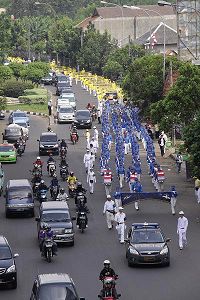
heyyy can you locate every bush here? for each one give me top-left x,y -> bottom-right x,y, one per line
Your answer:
23,88 -> 48,96
0,79 -> 34,98
18,94 -> 47,104
0,96 -> 7,110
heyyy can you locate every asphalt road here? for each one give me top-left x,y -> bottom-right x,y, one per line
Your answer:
0,82 -> 200,300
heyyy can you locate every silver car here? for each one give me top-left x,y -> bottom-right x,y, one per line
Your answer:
57,106 -> 75,123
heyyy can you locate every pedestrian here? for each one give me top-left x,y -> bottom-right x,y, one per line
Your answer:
115,207 -> 126,244
103,195 -> 115,230
48,99 -> 52,116
131,178 -> 142,211
85,129 -> 90,149
87,167 -> 96,194
170,186 -> 177,215
90,137 -> 98,156
117,164 -> 125,189
103,169 -> 112,196
89,152 -> 95,169
124,134 -> 130,155
194,176 -> 200,203
154,124 -> 159,139
83,149 -> 91,173
93,126 -> 99,146
114,192 -> 122,212
97,109 -> 102,124
177,211 -> 188,250
175,152 -> 183,173
158,131 -> 167,157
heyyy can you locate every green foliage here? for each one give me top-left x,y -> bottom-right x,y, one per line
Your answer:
18,94 -> 47,104
8,103 -> 48,114
0,65 -> 13,81
23,88 -> 47,96
103,60 -> 123,81
150,63 -> 200,131
122,54 -> 163,113
9,63 -> 25,80
20,62 -> 49,84
184,113 -> 200,177
1,79 -> 34,97
0,96 -> 7,110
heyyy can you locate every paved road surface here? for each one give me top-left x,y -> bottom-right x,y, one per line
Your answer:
0,82 -> 199,300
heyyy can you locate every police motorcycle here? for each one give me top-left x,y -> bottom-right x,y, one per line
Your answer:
98,276 -> 121,300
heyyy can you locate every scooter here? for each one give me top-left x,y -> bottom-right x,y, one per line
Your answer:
60,165 -> 68,181
71,132 -> 78,144
68,183 -> 76,198
17,144 -> 25,157
77,211 -> 87,233
43,238 -> 57,263
38,189 -> 48,203
51,186 -> 58,200
48,162 -> 56,177
60,147 -> 67,159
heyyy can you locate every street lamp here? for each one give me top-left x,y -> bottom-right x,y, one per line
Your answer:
123,5 -> 166,83
100,1 -> 124,47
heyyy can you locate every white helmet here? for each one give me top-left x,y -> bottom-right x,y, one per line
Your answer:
107,195 -> 111,199
104,260 -> 110,265
37,156 -> 40,160
179,211 -> 184,215
118,207 -> 124,210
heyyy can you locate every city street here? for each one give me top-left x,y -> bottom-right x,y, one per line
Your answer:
0,81 -> 200,300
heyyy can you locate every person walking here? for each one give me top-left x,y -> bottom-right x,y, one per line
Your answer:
48,99 -> 52,116
175,152 -> 183,173
194,177 -> 200,203
93,126 -> 99,147
87,167 -> 96,194
103,195 -> 115,230
97,109 -> 102,124
131,178 -> 142,211
117,164 -> 125,189
177,211 -> 188,250
83,149 -> 91,173
115,207 -> 126,244
158,131 -> 167,157
170,186 -> 177,215
103,169 -> 112,196
90,137 -> 98,156
85,129 -> 90,149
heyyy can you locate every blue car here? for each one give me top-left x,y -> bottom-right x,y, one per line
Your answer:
8,110 -> 29,126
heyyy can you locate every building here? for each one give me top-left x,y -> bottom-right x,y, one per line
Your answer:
77,5 -> 177,47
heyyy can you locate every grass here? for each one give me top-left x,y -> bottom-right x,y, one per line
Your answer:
24,88 -> 48,96
7,103 -> 48,114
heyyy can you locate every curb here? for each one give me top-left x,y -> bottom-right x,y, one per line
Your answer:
3,110 -> 48,117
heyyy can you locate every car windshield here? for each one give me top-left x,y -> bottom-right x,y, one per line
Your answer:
39,284 -> 78,300
60,107 -> 73,113
76,111 -> 89,117
41,212 -> 70,222
13,113 -> 26,118
15,123 -> 27,128
0,246 -> 12,260
40,135 -> 57,142
0,146 -> 14,152
131,229 -> 164,244
9,189 -> 31,199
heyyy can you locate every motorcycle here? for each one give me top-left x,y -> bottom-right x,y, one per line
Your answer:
77,211 -> 87,233
60,147 -> 67,159
43,238 -> 57,263
71,132 -> 78,144
98,296 -> 121,300
33,181 -> 41,195
51,186 -> 58,200
60,165 -> 68,181
91,111 -> 97,122
48,162 -> 56,177
17,143 -> 25,157
38,189 -> 48,203
68,183 -> 76,198
98,277 -> 121,300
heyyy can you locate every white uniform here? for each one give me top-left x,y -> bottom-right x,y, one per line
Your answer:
94,129 -> 99,147
89,154 -> 95,170
56,193 -> 69,206
170,194 -> 177,215
83,153 -> 91,172
103,200 -> 115,229
115,212 -> 126,243
177,216 -> 188,249
90,139 -> 98,154
87,170 -> 96,194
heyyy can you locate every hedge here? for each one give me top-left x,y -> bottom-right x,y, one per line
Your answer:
18,94 -> 47,104
23,88 -> 48,96
0,79 -> 34,98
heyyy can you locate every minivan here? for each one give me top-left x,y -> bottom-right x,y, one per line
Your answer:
5,179 -> 34,217
35,201 -> 75,246
37,132 -> 59,155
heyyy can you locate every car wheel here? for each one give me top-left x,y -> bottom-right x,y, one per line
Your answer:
127,260 -> 133,267
30,210 -> 34,218
11,279 -> 17,289
164,261 -> 170,267
70,240 -> 74,247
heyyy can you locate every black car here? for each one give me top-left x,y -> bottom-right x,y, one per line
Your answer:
74,110 -> 92,129
56,82 -> 70,96
0,236 -> 19,289
54,74 -> 69,86
30,273 -> 85,300
125,223 -> 170,267
37,132 -> 59,155
41,74 -> 53,85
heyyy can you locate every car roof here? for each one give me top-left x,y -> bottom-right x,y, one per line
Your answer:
41,201 -> 69,210
40,132 -> 57,136
0,236 -> 8,246
132,223 -> 160,229
38,273 -> 72,285
59,105 -> 73,109
7,179 -> 31,188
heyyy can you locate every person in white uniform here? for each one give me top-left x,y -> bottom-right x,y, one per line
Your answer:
93,126 -> 99,147
87,167 -> 96,194
83,149 -> 91,173
115,207 -> 126,244
103,195 -> 115,230
90,137 -> 98,155
177,211 -> 188,250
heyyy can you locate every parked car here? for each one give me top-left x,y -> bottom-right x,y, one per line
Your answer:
125,223 -> 170,267
5,179 -> 34,217
74,110 -> 92,129
0,143 -> 17,163
37,132 -> 59,155
0,236 -> 19,289
57,105 -> 75,123
30,273 -> 85,300
35,201 -> 75,245
56,82 -> 70,96
8,110 -> 29,125
41,74 -> 53,85
2,124 -> 22,143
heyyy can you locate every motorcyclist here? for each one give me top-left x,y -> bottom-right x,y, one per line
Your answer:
56,188 -> 69,202
47,153 -> 56,172
59,159 -> 69,176
32,173 -> 42,193
75,191 -> 87,207
76,182 -> 87,194
99,260 -> 117,280
38,180 -> 48,192
60,139 -> 68,149
39,224 -> 57,256
67,172 -> 77,186
33,156 -> 43,167
14,136 -> 25,150
76,198 -> 89,228
47,126 -> 53,132
91,105 -> 97,114
99,277 -> 119,299
70,125 -> 79,142
49,174 -> 59,197
86,103 -> 92,110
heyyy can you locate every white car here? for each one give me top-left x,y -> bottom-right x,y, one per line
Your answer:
57,98 -> 70,108
57,105 -> 75,123
61,94 -> 76,110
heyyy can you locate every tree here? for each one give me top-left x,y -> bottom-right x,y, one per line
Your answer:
150,63 -> 200,131
0,96 -> 7,110
0,66 -> 13,81
122,54 -> 163,113
9,63 -> 25,80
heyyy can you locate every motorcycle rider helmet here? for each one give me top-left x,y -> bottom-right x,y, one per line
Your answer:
37,156 -> 40,160
42,223 -> 48,230
48,126 -> 51,132
77,182 -> 82,188
41,180 -> 45,184
70,172 -> 74,176
60,188 -> 65,194
49,153 -> 53,157
104,260 -> 110,269
61,138 -> 65,142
